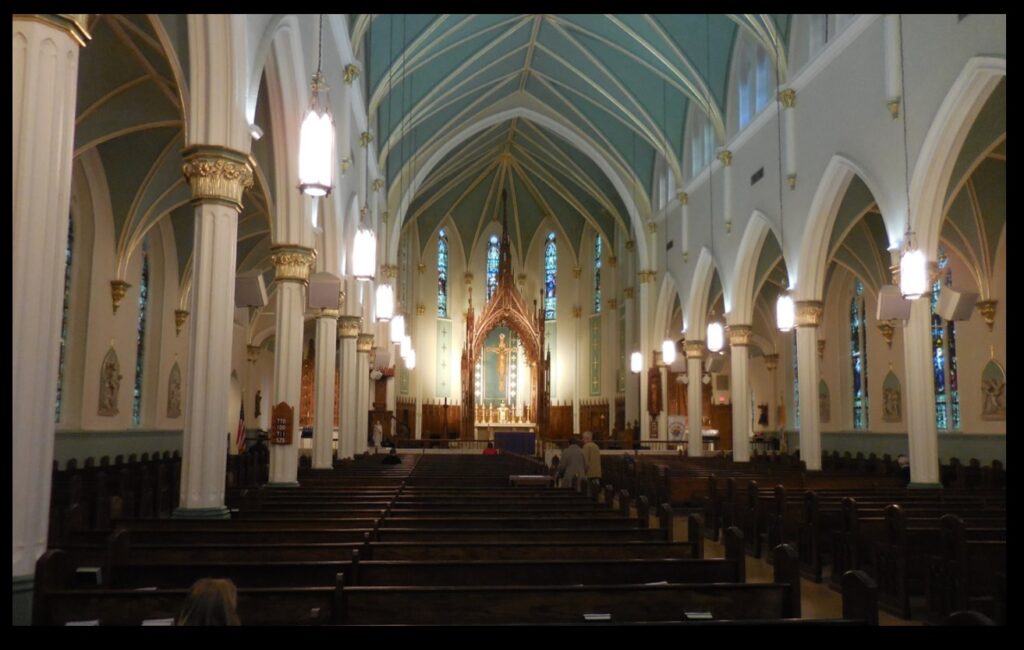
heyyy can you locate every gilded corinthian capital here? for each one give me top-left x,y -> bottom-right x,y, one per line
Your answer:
181,145 -> 254,210
270,245 -> 316,285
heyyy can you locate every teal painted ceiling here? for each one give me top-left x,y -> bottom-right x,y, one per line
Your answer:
406,117 -> 627,260
358,15 -> 790,199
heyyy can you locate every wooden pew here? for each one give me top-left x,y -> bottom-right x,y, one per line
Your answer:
925,514 -> 1007,623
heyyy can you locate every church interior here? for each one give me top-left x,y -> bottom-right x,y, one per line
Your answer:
13,14 -> 1005,626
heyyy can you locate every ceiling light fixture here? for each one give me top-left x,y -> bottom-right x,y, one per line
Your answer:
298,14 -> 335,202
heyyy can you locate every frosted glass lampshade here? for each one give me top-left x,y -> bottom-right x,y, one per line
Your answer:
405,349 -> 416,369
630,352 -> 643,374
390,314 -> 405,344
375,283 -> 394,322
352,228 -> 377,280
776,292 -> 795,332
900,247 -> 928,300
401,335 -> 412,359
662,339 -> 677,365
298,108 -> 333,198
707,321 -> 724,353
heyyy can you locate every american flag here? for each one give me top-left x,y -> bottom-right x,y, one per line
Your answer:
235,399 -> 246,453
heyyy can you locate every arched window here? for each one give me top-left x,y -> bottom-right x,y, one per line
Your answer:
733,36 -> 776,132
486,234 -> 499,301
544,231 -> 557,320
791,15 -> 859,74
131,242 -> 149,427
687,111 -> 716,179
55,214 -> 74,422
437,228 -> 448,318
593,234 -> 603,314
931,247 -> 961,430
850,279 -> 869,429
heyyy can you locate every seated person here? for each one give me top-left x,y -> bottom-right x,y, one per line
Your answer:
381,447 -> 402,465
482,441 -> 498,455
176,578 -> 240,626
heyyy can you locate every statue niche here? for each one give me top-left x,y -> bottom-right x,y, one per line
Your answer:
166,362 -> 182,418
981,360 -> 1005,420
882,371 -> 902,422
98,347 -> 122,416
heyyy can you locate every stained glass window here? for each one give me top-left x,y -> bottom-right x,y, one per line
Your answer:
437,228 -> 448,318
486,234 -> 499,301
594,235 -> 603,314
850,279 -> 869,429
544,232 -> 557,320
131,243 -> 149,427
931,247 -> 960,430
56,215 -> 74,422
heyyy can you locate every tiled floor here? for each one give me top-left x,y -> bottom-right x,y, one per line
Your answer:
673,514 -> 922,625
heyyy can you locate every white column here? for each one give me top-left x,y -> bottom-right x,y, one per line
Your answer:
337,315 -> 360,459
883,14 -> 903,118
779,90 -> 797,188
356,333 -> 373,454
795,301 -> 823,470
658,360 -> 669,441
572,311 -> 581,433
175,147 -> 254,514
12,16 -> 87,614
624,288 -> 638,426
267,247 -> 315,486
728,325 -> 753,462
638,277 -> 653,440
679,193 -> 689,260
903,298 -> 941,485
685,341 -> 706,457
313,309 -> 338,469
718,150 -> 733,232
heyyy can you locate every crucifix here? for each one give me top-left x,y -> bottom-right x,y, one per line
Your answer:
483,332 -> 511,394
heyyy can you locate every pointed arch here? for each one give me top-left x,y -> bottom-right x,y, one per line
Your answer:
653,272 -> 680,344
796,154 -> 893,301
683,247 -> 717,336
729,210 -> 780,325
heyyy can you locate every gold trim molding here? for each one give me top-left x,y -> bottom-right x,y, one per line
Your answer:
684,340 -> 706,359
653,350 -> 664,367
726,324 -> 752,347
795,300 -> 824,328
181,145 -> 254,210
623,287 -> 634,300
778,88 -> 796,109
360,131 -> 373,148
717,150 -> 733,167
111,280 -> 131,314
464,272 -> 474,285
416,304 -> 425,316
678,191 -> 688,205
572,306 -> 581,319
356,333 -> 374,353
246,344 -> 261,363
646,221 -> 657,233
16,14 -> 92,47
976,300 -> 997,331
337,315 -> 362,339
317,308 -> 340,320
625,239 -> 635,252
877,321 -> 895,348
763,353 -> 779,372
573,267 -> 582,279
817,339 -> 827,358
787,173 -> 797,190
887,98 -> 901,119
638,270 -> 656,284
607,255 -> 617,268
270,245 -> 316,285
343,64 -> 360,85
417,262 -> 426,274
174,309 -> 189,336
607,298 -> 618,310
372,179 -> 384,191
380,264 -> 397,280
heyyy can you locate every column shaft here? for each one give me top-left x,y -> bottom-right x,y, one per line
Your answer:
313,315 -> 337,469
730,344 -> 751,462
903,298 -> 940,485
12,17 -> 83,589
269,281 -> 305,485
356,346 -> 370,454
338,335 -> 357,459
796,326 -> 822,470
687,357 -> 704,457
658,365 -> 669,441
177,203 -> 239,512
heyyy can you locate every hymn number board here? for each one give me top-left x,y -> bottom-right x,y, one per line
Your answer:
271,401 -> 294,445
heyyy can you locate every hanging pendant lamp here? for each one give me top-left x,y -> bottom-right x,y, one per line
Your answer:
298,14 -> 334,202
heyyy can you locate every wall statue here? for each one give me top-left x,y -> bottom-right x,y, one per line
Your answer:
882,371 -> 902,422
818,380 -> 830,423
981,360 -> 1006,420
98,347 -> 122,416
167,362 -> 182,418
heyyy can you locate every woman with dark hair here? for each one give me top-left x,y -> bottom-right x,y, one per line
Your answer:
176,578 -> 241,626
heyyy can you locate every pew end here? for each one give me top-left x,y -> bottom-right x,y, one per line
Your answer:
687,514 -> 705,559
841,570 -> 879,625
771,544 -> 801,619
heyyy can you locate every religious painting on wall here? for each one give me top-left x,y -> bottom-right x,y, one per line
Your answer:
481,326 -> 518,406
981,360 -> 1005,420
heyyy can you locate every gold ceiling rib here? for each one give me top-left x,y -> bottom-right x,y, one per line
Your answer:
110,14 -> 164,56
105,15 -> 180,112
75,76 -> 152,124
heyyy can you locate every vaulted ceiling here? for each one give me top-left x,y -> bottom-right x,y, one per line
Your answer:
354,14 -> 789,235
